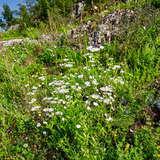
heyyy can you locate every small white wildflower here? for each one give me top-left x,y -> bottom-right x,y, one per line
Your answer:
38,76 -> 45,81
65,63 -> 73,68
57,88 -> 69,94
25,84 -> 29,87
43,121 -> 48,125
29,98 -> 36,104
91,94 -> 101,100
92,79 -> 98,85
87,106 -> 91,111
50,100 -> 57,104
120,70 -> 125,74
93,102 -> 98,106
43,131 -> 47,135
55,111 -> 63,116
27,92 -> 35,96
89,60 -> 95,63
76,124 -> 81,129
43,97 -> 53,101
87,45 -> 104,52
48,81 -> 54,86
37,123 -> 41,127
78,74 -> 83,79
85,81 -> 91,87
31,106 -> 41,111
112,65 -> 121,70
100,86 -> 113,93
89,76 -> 94,79
103,98 -> 111,105
104,114 -> 113,122
23,143 -> 28,148
63,58 -> 69,62
85,100 -> 90,105
43,108 -> 54,112
32,86 -> 38,90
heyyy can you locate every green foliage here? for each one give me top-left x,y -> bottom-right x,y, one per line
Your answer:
2,4 -> 13,26
151,0 -> 160,8
0,1 -> 160,160
37,48 -> 54,66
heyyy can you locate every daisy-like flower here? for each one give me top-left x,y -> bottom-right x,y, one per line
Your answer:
100,85 -> 113,93
38,76 -> 45,81
104,113 -> 113,122
29,98 -> 37,104
32,86 -> 38,90
43,131 -> 47,135
91,94 -> 101,100
87,45 -> 104,52
85,81 -> 91,87
78,74 -> 84,79
112,65 -> 121,70
43,108 -> 54,112
93,102 -> 98,106
31,106 -> 41,111
76,124 -> 81,129
37,123 -> 41,127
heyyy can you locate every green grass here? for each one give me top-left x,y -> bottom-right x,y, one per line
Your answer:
0,1 -> 160,159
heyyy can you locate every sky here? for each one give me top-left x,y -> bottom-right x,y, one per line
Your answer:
0,0 -> 25,16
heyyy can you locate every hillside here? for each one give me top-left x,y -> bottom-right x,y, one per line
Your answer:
0,0 -> 160,159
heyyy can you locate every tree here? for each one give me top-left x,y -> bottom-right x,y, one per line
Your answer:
19,4 -> 30,28
2,4 -> 13,26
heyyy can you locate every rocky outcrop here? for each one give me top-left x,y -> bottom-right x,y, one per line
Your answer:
68,9 -> 136,49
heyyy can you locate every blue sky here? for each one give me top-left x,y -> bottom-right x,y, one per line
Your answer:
0,0 -> 25,16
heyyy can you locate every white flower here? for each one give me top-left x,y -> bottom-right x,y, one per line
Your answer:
43,108 -> 54,112
43,131 -> 47,135
63,58 -> 69,62
91,94 -> 101,100
89,76 -> 94,79
64,63 -> 73,68
120,70 -> 125,74
25,84 -> 29,87
87,106 -> 91,111
43,97 -> 53,101
103,98 -> 111,105
32,86 -> 38,90
93,102 -> 98,106
23,143 -> 28,148
31,106 -> 41,111
27,92 -> 35,96
85,81 -> 91,87
112,65 -> 121,70
48,81 -> 54,86
104,114 -> 113,122
57,88 -> 69,94
37,123 -> 41,127
38,76 -> 45,81
29,98 -> 37,104
100,86 -> 113,93
43,121 -> 48,125
76,124 -> 81,129
78,74 -> 83,79
92,79 -> 98,85
87,45 -> 104,52
55,111 -> 63,116
85,100 -> 90,105
50,100 -> 57,104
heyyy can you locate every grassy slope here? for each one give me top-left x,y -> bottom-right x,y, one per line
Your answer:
0,1 -> 160,160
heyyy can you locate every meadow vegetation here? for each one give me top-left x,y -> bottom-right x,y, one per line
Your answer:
0,0 -> 160,159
